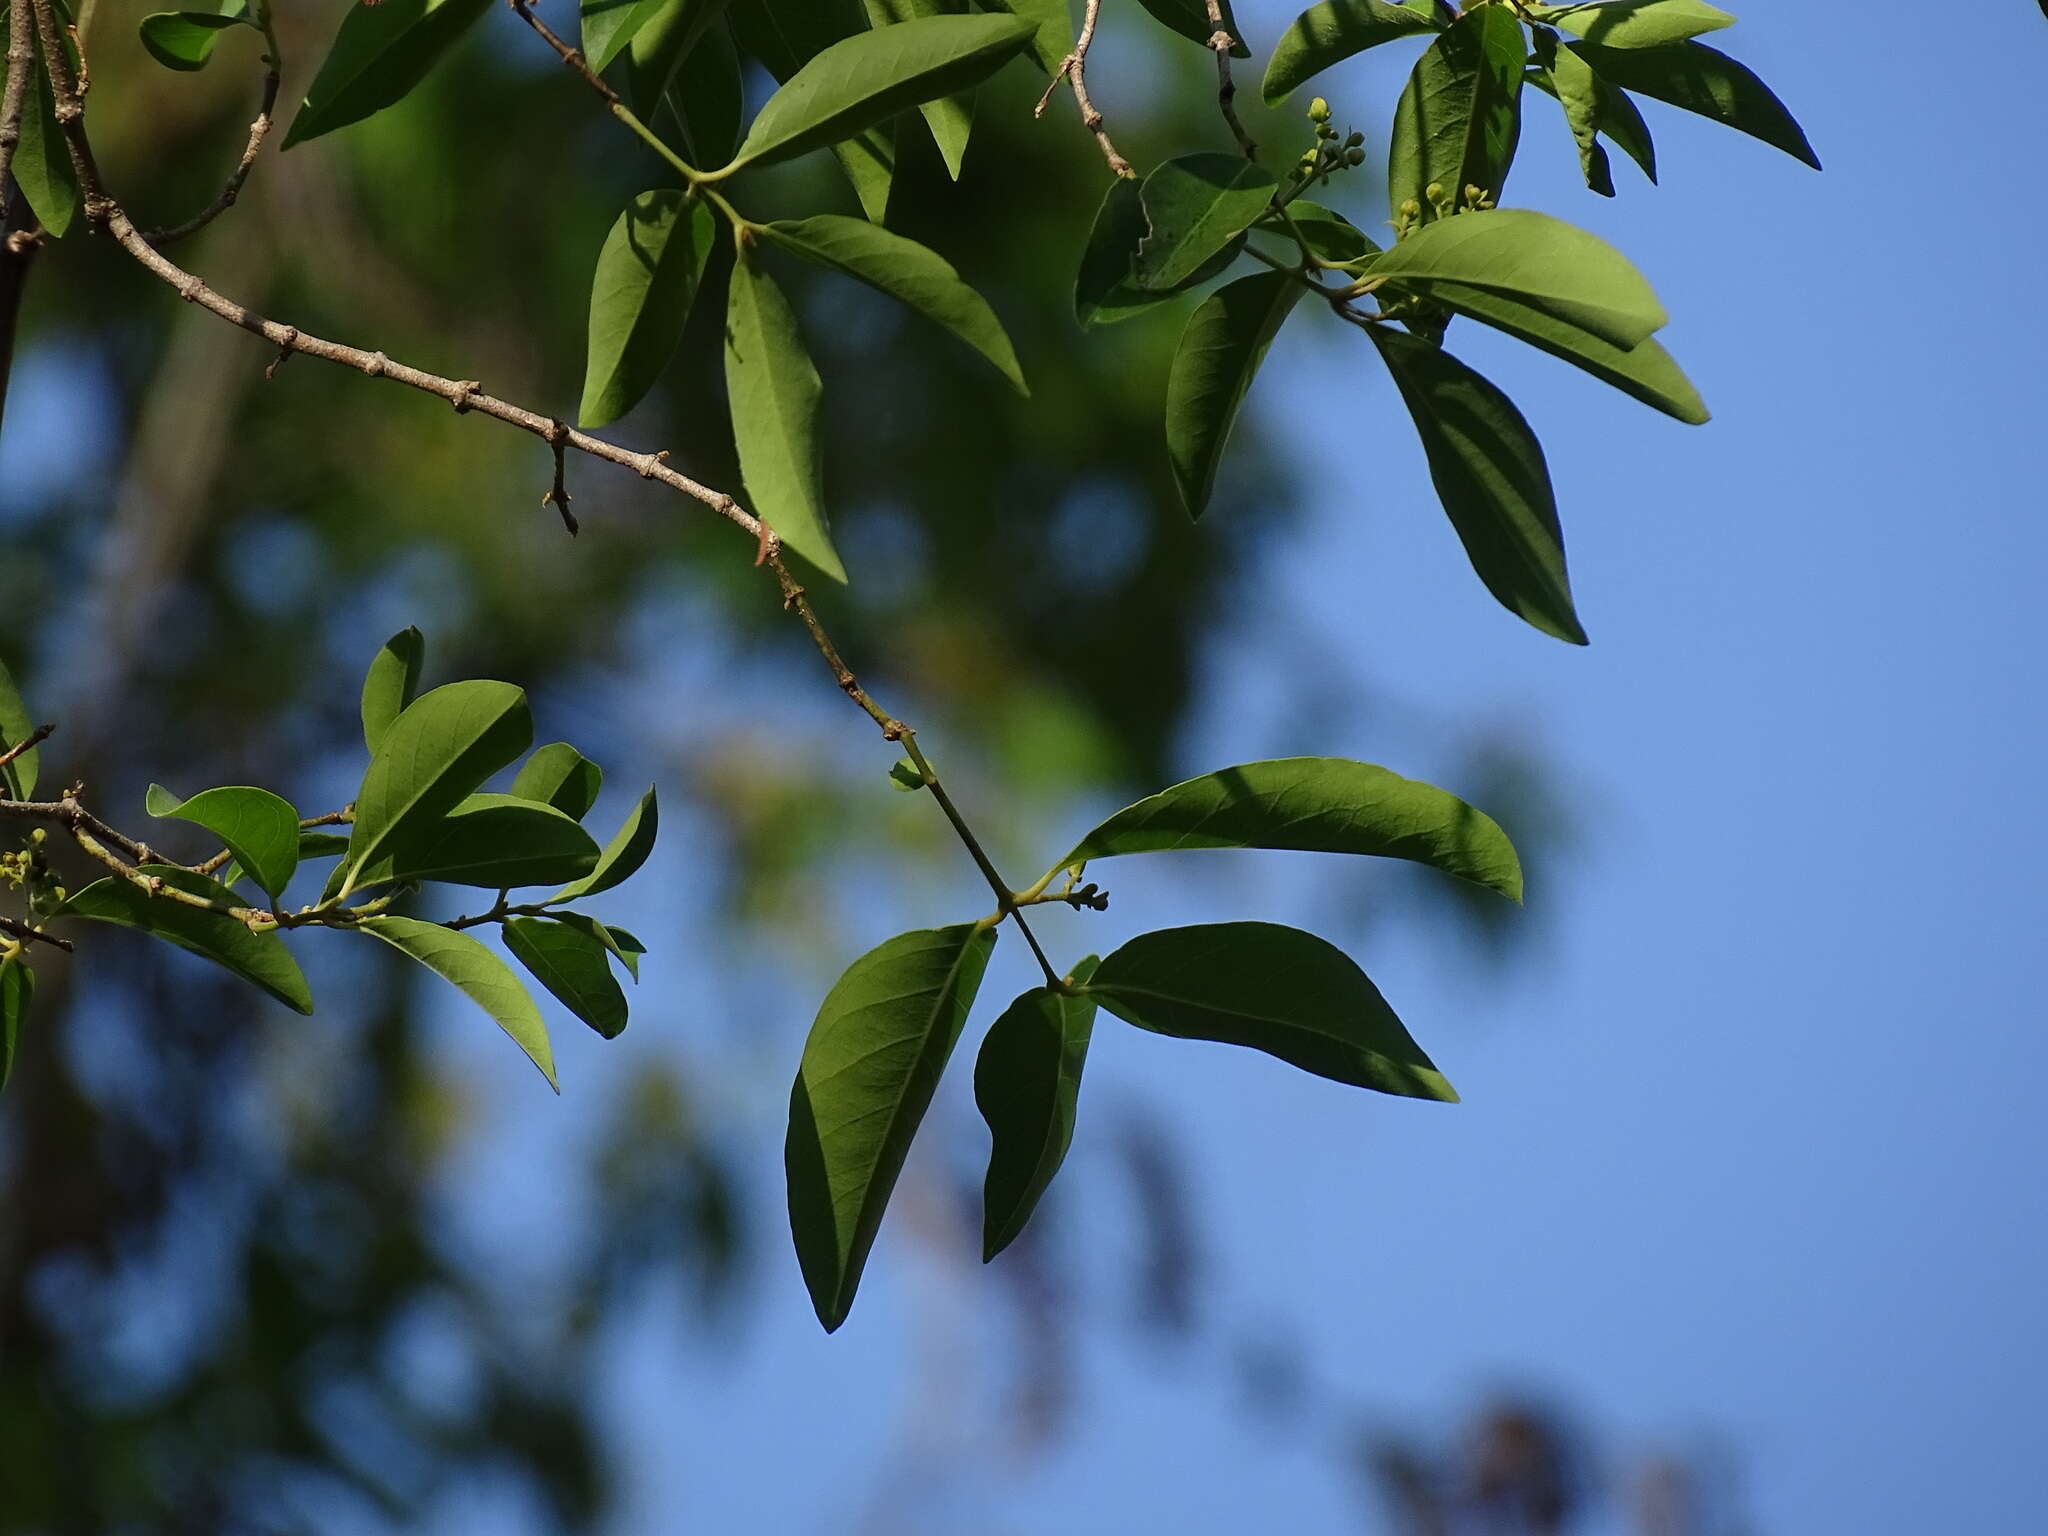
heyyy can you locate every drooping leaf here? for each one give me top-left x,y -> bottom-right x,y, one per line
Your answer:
1368,327 -> 1584,643
975,956 -> 1099,1261
1084,922 -> 1456,1100
728,0 -> 897,218
1387,3 -> 1524,224
1131,0 -> 1249,58
1529,32 -> 1614,194
725,251 -> 844,581
786,922 -> 997,1330
337,680 -> 533,897
346,795 -> 599,890
146,784 -> 302,900
282,0 -> 496,149
578,190 -> 718,428
1133,154 -> 1278,292
360,626 -> 425,755
62,867 -> 314,1014
509,742 -> 605,820
1074,178 -> 1244,327
1164,271 -> 1301,520
552,784 -> 658,900
0,653 -> 40,799
359,916 -> 557,1090
546,910 -> 644,981
1055,756 -> 1523,897
622,0 -> 733,113
864,0 -> 974,179
756,215 -> 1025,391
981,0 -> 1070,74
657,16 -> 745,166
1566,38 -> 1818,168
1366,207 -> 1667,349
719,13 -> 1033,174
138,5 -> 255,72
1262,0 -> 1441,106
1,957 -> 32,1095
504,916 -> 630,1038
1529,0 -> 1733,49
1403,276 -> 1706,423
15,20 -> 80,238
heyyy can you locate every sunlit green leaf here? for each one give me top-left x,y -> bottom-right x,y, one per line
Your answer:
138,4 -> 255,72
282,0 -> 495,149
1387,3 -> 1524,224
1529,0 -> 1733,49
504,916 -> 630,1039
62,866 -> 313,1014
1056,756 -> 1523,897
975,956 -> 1098,1260
720,13 -> 1033,173
1,957 -> 32,1095
552,784 -> 658,901
1132,154 -> 1277,291
582,0 -> 677,76
0,653 -> 40,800
338,680 -> 533,897
359,915 -> 557,1090
757,214 -> 1025,392
1132,0 -> 1249,58
728,0 -> 897,218
981,0 -> 1070,74
579,190 -> 718,428
510,742 -> 605,820
347,794 -> 599,890
786,922 -> 997,1330
1566,37 -> 1818,168
1530,32 -> 1614,194
1085,922 -> 1456,1099
1368,327 -> 1584,643
360,626 -> 425,755
725,252 -> 844,581
1164,271 -> 1301,520
1074,178 -> 1245,328
146,783 -> 302,900
1262,0 -> 1440,107
15,19 -> 80,238
864,0 -> 974,179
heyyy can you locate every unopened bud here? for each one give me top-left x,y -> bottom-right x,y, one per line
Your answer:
1345,146 -> 1366,166
1344,131 -> 1364,149
1308,96 -> 1331,123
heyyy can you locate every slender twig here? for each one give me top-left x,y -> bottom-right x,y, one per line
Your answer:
1035,0 -> 1135,180
0,0 -> 31,195
0,722 -> 50,773
140,7 -> 280,246
1203,0 -> 1256,159
542,418 -> 577,533
0,913 -> 70,952
506,0 -> 710,184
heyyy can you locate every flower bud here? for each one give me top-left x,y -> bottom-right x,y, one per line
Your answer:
1308,96 -> 1331,123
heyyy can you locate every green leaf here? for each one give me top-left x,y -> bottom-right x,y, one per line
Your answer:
146,784 -> 302,901
1073,178 -> 1245,328
1165,271 -> 1301,520
1132,0 -> 1249,58
1084,922 -> 1456,1100
1283,197 -> 1381,264
1387,3 -> 1524,224
1407,275 -> 1706,423
360,626 -> 425,755
547,910 -> 644,980
1566,38 -> 1818,168
756,214 -> 1025,392
728,0 -> 898,218
582,0 -> 671,76
510,742 -> 605,820
1530,32 -> 1613,194
887,757 -> 924,791
623,0 -> 733,113
1367,207 -> 1667,350
283,0 -> 495,149
337,680 -> 533,897
864,0 -> 974,179
0,653 -> 40,799
980,0 -> 1071,74
346,794 -> 599,890
974,956 -> 1098,1261
1368,327 -> 1584,644
1262,0 -> 1441,107
15,20 -> 80,238
62,866 -> 314,1014
219,829 -> 350,890
720,13 -> 1033,173
578,190 -> 718,429
1132,154 -> 1278,292
1055,756 -> 1523,897
359,915 -> 557,1090
504,916 -> 630,1039
1,957 -> 32,1096
725,251 -> 844,582
1529,0 -> 1733,49
138,6 -> 255,72
785,922 -> 997,1330
657,17 -> 745,166
552,784 -> 658,901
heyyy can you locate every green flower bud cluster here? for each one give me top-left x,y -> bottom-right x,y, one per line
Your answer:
1295,98 -> 1368,187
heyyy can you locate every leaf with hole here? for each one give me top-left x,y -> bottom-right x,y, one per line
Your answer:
360,626 -> 425,755
1165,271 -> 1301,520
1055,756 -> 1523,897
975,956 -> 1098,1261
1566,38 -> 1817,168
505,916 -> 630,1039
552,784 -> 658,901
146,784 -> 302,901
1387,3 -> 1524,224
1084,922 -> 1455,1099
1368,327 -> 1583,643
1074,178 -> 1245,328
510,743 -> 605,820
62,867 -> 313,1014
1132,154 -> 1278,292
283,0 -> 495,149
579,191 -> 718,429
757,215 -> 1024,392
1262,0 -> 1441,106
359,916 -> 557,1089
786,922 -> 996,1330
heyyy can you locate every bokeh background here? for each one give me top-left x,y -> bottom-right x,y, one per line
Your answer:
4,0 -> 2044,1530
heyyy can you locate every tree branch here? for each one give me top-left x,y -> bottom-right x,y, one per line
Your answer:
1204,0 -> 1256,160
1035,0 -> 1136,180
0,0 -> 30,195
139,5 -> 280,246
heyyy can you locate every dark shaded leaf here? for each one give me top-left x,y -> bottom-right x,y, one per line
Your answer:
1566,37 -> 1818,168
1387,4 -> 1524,223
975,956 -> 1098,1260
1,957 -> 31,1095
505,917 -> 630,1038
1164,270 -> 1301,519
0,653 -> 40,799
138,6 -> 255,72
981,0 -> 1070,74
622,0 -> 734,113
63,867 -> 313,1014
1132,153 -> 1277,291
1132,0 -> 1249,58
657,16 -> 745,167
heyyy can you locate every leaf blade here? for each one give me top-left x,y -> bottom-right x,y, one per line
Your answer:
1529,0 -> 1733,49
1566,37 -> 1818,168
0,652 -> 40,799
509,742 -> 605,820
359,915 -> 557,1089
504,916 -> 630,1039
1262,0 -> 1441,107
1165,270 -> 1301,519
360,626 -> 425,756
1387,4 -> 1524,224
283,0 -> 496,150
62,867 -> 314,1014
552,784 -> 658,901
1132,153 -> 1278,292
579,190 -> 719,429
975,956 -> 1099,1261
147,784 -> 303,901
